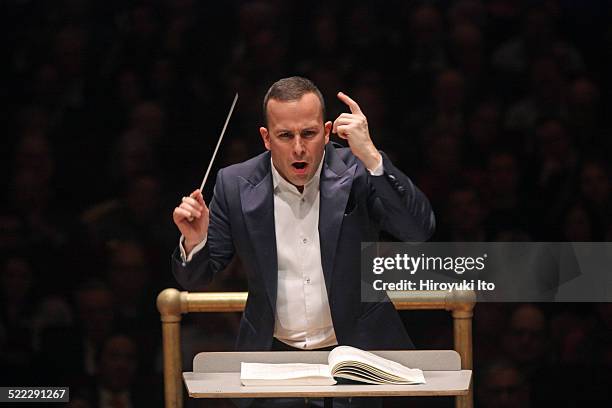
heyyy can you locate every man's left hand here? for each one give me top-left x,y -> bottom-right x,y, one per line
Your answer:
333,92 -> 382,171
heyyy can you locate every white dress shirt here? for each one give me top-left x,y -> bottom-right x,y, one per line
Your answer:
180,151 -> 384,350
269,153 -> 337,349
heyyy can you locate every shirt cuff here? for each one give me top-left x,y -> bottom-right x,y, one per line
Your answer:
367,156 -> 384,176
179,235 -> 207,262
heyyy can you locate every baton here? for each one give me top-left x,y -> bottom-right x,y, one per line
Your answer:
188,93 -> 238,222
199,92 -> 239,191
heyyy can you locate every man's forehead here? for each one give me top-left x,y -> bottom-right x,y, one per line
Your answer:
266,93 -> 324,126
270,118 -> 322,132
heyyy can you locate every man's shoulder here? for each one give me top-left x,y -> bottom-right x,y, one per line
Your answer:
332,144 -> 359,164
326,142 -> 368,172
219,150 -> 270,179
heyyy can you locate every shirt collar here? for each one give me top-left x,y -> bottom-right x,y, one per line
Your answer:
271,150 -> 325,195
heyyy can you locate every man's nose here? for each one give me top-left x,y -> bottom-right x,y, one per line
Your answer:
293,136 -> 305,156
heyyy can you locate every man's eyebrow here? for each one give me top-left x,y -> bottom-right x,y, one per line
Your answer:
274,125 -> 319,134
275,129 -> 292,134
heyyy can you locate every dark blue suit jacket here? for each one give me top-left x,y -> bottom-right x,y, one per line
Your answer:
172,142 -> 435,351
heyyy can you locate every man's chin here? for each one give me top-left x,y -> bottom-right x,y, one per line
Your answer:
288,175 -> 310,188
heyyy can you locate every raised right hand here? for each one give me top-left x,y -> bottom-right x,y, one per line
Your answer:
172,189 -> 209,253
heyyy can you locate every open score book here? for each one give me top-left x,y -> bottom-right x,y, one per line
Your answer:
240,345 -> 426,386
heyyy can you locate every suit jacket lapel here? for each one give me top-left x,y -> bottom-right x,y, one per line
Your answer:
319,144 -> 356,296
240,153 -> 278,312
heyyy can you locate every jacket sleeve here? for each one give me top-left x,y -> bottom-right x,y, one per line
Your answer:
367,151 -> 436,242
171,169 -> 236,290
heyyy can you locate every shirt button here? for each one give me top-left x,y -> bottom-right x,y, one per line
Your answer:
302,238 -> 308,244
305,277 -> 311,284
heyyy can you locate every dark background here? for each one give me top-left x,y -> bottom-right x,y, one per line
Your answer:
2,0 -> 611,407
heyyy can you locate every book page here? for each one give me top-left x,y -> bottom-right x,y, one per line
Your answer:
328,346 -> 425,384
240,363 -> 336,386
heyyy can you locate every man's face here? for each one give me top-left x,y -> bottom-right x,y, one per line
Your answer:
260,93 -> 331,190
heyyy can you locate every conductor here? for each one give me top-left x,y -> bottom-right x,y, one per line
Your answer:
172,76 -> 435,355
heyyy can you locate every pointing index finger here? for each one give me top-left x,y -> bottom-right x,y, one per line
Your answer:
337,92 -> 362,115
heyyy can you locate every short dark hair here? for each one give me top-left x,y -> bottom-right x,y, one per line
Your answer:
262,76 -> 326,125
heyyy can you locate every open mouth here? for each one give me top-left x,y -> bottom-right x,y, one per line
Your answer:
292,162 -> 308,173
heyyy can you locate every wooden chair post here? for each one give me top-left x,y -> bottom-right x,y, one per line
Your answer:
448,291 -> 475,408
157,288 -> 184,408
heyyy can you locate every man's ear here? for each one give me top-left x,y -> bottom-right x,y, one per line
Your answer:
259,127 -> 271,150
324,121 -> 332,144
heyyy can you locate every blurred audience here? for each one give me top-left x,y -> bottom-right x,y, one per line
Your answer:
477,359 -> 531,408
3,1 -> 612,406
72,333 -> 162,408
